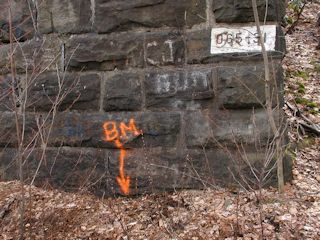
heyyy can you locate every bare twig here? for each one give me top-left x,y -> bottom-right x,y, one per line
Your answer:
286,102 -> 320,135
286,1 -> 307,34
252,0 -> 285,194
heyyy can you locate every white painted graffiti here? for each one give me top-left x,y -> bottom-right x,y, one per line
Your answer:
211,25 -> 277,54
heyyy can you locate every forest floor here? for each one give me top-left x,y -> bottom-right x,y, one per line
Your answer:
1,2 -> 320,240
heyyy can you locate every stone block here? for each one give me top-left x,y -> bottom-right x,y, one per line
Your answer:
184,109 -> 282,147
145,68 -> 214,109
186,29 -> 211,64
184,111 -> 213,147
103,71 -> 142,111
38,0 -> 92,34
94,0 -> 206,33
0,145 -> 291,195
213,110 -> 283,146
0,0 -> 35,42
0,112 -> 38,147
48,112 -> 181,148
0,112 -> 15,146
145,31 -> 185,67
0,75 -> 13,111
66,33 -> 144,71
0,146 -> 206,196
118,147 -> 205,194
0,147 -> 114,195
212,0 -> 286,23
27,72 -> 101,111
187,146 -> 292,188
0,35 -> 61,74
217,61 -> 283,109
186,148 -> 235,186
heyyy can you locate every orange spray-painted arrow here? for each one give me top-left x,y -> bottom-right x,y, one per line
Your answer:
103,119 -> 141,195
114,139 -> 130,195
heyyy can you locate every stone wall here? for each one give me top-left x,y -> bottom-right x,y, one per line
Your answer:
0,0 -> 291,196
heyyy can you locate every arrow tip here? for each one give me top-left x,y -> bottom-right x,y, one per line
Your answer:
117,176 -> 130,195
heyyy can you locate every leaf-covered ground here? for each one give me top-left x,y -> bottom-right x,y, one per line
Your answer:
1,2 -> 320,239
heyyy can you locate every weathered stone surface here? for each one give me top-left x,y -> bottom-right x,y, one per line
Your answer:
184,111 -> 213,147
104,71 -> 142,111
145,68 -> 214,109
119,147 -> 205,194
0,112 -> 181,148
184,109 -> 282,148
187,146 -> 292,188
48,112 -> 181,148
27,72 -> 101,111
66,33 -> 144,71
186,148 -> 236,186
0,35 -> 61,74
0,0 -> 290,194
186,28 -> 286,64
0,112 -> 37,147
0,145 -> 291,195
38,0 -> 92,34
217,61 -> 283,109
145,70 -> 182,108
0,112 -> 15,146
0,0 -> 35,42
213,0 -> 286,23
38,0 -> 206,34
0,147 -> 114,195
0,147 -> 206,195
94,0 -> 206,33
212,110 -> 284,146
0,71 -> 100,112
145,31 -> 185,67
186,30 -> 211,64
0,111 -> 181,150
0,75 -> 13,111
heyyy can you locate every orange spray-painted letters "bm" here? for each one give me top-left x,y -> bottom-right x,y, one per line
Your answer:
102,119 -> 141,195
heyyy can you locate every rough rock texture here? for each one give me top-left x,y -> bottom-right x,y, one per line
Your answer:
94,0 -> 206,33
27,72 -> 101,111
184,109 -> 283,148
104,71 -> 142,111
0,112 -> 37,147
0,146 -> 292,196
0,75 -> 13,111
48,112 -> 181,148
38,0 -> 92,34
0,0 -> 289,196
0,111 -> 181,148
217,61 -> 284,109
38,0 -> 206,34
145,31 -> 185,67
0,147 -> 205,196
0,0 -> 35,43
0,35 -> 61,74
145,68 -> 214,109
65,33 -> 144,71
212,0 -> 286,23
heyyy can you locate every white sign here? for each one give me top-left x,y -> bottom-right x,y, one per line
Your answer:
210,25 -> 277,54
